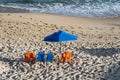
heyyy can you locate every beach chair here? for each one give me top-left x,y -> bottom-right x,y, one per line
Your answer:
46,53 -> 53,62
37,51 -> 45,62
24,51 -> 35,64
61,51 -> 72,64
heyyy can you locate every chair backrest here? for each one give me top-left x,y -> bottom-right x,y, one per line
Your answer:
65,51 -> 72,59
62,51 -> 72,59
25,51 -> 35,58
46,53 -> 53,62
37,51 -> 44,62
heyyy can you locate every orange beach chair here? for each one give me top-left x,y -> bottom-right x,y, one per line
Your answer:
61,51 -> 72,64
24,51 -> 35,64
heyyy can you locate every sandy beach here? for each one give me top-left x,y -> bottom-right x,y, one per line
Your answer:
0,13 -> 120,80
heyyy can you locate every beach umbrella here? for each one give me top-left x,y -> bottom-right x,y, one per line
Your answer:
43,30 -> 78,53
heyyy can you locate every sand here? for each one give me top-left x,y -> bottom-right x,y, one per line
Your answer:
0,13 -> 120,80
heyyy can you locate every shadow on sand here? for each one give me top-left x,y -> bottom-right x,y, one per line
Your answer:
102,61 -> 120,80
80,47 -> 120,79
0,56 -> 24,66
80,47 -> 120,57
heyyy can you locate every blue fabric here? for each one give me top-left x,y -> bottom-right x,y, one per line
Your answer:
37,51 -> 44,62
46,53 -> 53,62
43,30 -> 78,42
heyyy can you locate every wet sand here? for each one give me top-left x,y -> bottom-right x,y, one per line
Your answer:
0,6 -> 28,13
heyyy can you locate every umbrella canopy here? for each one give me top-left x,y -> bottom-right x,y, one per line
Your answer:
43,30 -> 78,54
43,30 -> 78,42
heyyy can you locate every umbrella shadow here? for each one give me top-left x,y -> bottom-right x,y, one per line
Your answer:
80,47 -> 120,79
101,61 -> 120,80
80,47 -> 120,57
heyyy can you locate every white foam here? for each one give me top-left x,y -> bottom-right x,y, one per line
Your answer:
28,2 -> 120,18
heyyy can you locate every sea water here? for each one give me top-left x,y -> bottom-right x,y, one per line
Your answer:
0,0 -> 120,18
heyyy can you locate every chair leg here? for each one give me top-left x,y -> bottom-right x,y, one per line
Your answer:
61,58 -> 65,64
31,58 -> 35,64
25,57 -> 29,63
68,57 -> 72,64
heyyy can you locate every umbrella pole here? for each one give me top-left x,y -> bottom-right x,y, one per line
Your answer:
58,42 -> 61,65
60,42 -> 61,54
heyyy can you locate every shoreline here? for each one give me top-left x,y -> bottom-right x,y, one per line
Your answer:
0,6 -> 120,19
